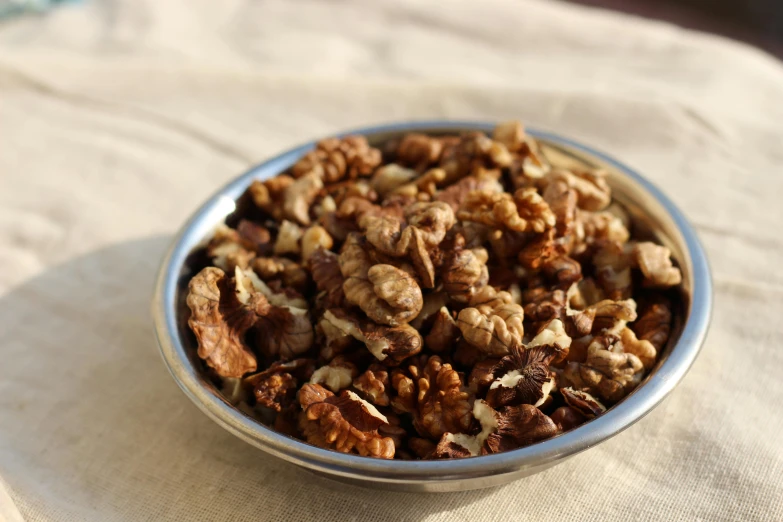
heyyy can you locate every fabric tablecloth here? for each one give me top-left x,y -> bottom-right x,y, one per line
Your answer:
1,0 -> 782,520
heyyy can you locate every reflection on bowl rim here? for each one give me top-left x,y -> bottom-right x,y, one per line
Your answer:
152,121 -> 712,489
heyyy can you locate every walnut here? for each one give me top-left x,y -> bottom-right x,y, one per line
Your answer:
424,307 -> 460,353
517,229 -> 558,270
619,326 -> 657,370
439,132 -> 511,182
542,255 -> 582,288
352,364 -> 390,406
457,188 -> 554,233
298,384 -> 395,458
249,176 -> 293,220
404,167 -> 447,197
543,179 -> 577,245
440,245 -> 489,303
339,234 -> 422,326
594,241 -> 633,300
291,136 -> 381,183
282,171 -> 323,225
590,298 -> 637,334
633,298 -> 672,351
456,300 -> 525,356
432,400 -> 498,458
492,121 -> 526,152
391,356 -> 472,440
235,268 -> 314,360
273,220 -> 303,256
576,209 -> 630,251
301,226 -> 333,263
251,257 -> 308,294
253,372 -> 297,412
633,242 -> 682,288
486,345 -> 558,408
186,267 -> 258,378
206,225 -> 258,272
560,387 -> 606,417
483,404 -> 558,454
322,310 -> 422,364
560,334 -> 644,402
435,174 -> 503,212
309,248 -> 345,307
548,168 -> 611,211
310,357 -> 359,392
370,163 -> 417,196
397,133 -> 444,171
244,359 -> 315,409
550,406 -> 587,432
368,264 -> 424,319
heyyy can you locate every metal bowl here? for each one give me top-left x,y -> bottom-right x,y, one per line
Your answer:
152,121 -> 712,492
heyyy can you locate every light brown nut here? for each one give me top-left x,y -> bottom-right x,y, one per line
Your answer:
273,220 -> 303,255
492,121 -> 526,152
251,256 -> 308,294
560,335 -> 644,402
370,163 -> 417,196
390,356 -> 473,440
291,136 -> 382,183
206,224 -> 258,272
548,168 -> 611,211
367,264 -> 424,320
589,298 -> 638,334
300,225 -> 333,263
339,234 -> 421,326
619,327 -> 657,370
298,384 -> 395,459
594,241 -> 633,300
397,133 -> 444,171
253,372 -> 297,412
517,229 -> 558,270
440,246 -> 489,303
248,176 -> 294,220
483,404 -> 558,454
234,267 -> 313,360
542,255 -> 582,288
322,310 -> 423,364
632,298 -> 672,351
457,188 -> 554,233
560,387 -> 606,417
424,307 -> 460,353
309,248 -> 345,308
435,174 -> 503,212
485,345 -> 558,408
456,302 -> 525,356
283,171 -> 323,225
633,242 -> 682,288
186,267 -> 259,378
352,364 -> 390,407
243,358 -> 316,412
310,357 -> 359,392
543,179 -> 577,246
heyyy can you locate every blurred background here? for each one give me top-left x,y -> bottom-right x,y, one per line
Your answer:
567,0 -> 783,57
3,0 -> 781,57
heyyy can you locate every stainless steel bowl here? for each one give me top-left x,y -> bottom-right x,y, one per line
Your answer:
152,121 -> 712,492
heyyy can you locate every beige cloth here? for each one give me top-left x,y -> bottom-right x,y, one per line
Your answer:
1,0 -> 782,520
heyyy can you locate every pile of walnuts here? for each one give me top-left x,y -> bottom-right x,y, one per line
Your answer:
185,121 -> 681,460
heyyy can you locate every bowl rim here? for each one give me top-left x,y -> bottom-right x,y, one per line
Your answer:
152,120 -> 712,482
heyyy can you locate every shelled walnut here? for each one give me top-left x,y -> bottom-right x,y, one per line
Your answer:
184,121 -> 682,459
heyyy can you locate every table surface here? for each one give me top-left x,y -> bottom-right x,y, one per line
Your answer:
1,1 -> 782,521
